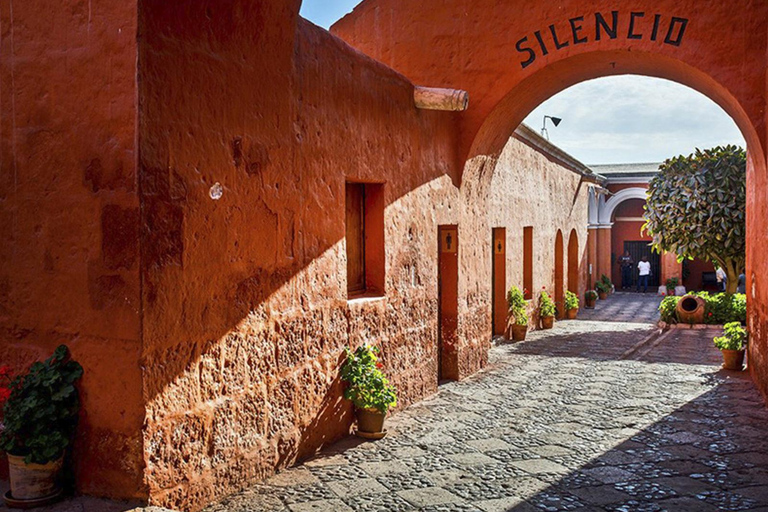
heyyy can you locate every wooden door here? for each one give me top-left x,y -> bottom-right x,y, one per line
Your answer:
492,228 -> 507,335
438,225 -> 459,381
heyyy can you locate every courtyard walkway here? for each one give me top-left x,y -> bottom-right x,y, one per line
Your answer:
203,319 -> 768,512
578,292 -> 662,324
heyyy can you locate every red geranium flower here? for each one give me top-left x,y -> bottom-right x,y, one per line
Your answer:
0,366 -> 11,378
0,387 -> 10,403
376,362 -> 384,369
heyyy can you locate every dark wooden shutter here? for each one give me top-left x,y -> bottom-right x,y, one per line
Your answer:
346,184 -> 366,293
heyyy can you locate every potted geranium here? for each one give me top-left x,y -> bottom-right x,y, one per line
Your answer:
340,345 -> 397,438
564,291 -> 580,319
539,291 -> 556,329
506,286 -> 529,341
713,322 -> 747,371
665,277 -> 679,296
585,290 -> 598,309
1,346 -> 83,508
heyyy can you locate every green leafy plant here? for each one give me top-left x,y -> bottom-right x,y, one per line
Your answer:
539,291 -> 556,318
713,322 -> 748,351
644,146 -> 746,294
665,277 -> 679,291
659,296 -> 681,323
506,286 -> 529,326
585,290 -> 598,301
595,280 -> 611,294
564,291 -> 579,311
340,345 -> 397,413
600,274 -> 612,289
0,345 -> 83,464
691,292 -> 747,325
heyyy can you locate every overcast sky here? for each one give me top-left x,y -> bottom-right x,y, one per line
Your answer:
300,1 -> 746,165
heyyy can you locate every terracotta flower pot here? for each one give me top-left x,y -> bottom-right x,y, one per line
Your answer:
676,295 -> 706,325
6,454 -> 63,502
566,308 -> 578,320
597,291 -> 608,300
541,316 -> 554,329
721,349 -> 745,371
356,408 -> 386,434
510,324 -> 528,341
585,297 -> 596,309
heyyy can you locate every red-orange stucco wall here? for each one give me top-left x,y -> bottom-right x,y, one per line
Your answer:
137,2 -> 463,509
0,0 -> 145,499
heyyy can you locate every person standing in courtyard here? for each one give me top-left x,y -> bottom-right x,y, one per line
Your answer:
618,250 -> 634,290
637,256 -> 651,293
716,266 -> 727,292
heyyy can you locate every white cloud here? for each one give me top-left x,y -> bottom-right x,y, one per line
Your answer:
524,76 -> 745,165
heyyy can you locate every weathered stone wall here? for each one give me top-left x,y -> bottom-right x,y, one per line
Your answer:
138,3 -> 461,509
482,135 -> 590,331
0,0 -> 145,498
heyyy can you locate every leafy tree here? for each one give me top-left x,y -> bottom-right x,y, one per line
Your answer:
644,146 -> 746,294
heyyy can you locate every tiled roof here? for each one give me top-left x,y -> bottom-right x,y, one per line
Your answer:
589,162 -> 662,175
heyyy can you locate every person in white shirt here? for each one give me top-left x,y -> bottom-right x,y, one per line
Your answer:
637,256 -> 651,293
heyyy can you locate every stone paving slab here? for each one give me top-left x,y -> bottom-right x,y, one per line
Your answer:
579,292 -> 663,324
197,318 -> 768,511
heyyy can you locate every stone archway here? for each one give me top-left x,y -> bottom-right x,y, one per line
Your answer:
599,188 -> 649,225
333,0 -> 768,397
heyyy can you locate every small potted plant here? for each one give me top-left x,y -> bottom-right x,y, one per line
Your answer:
506,286 -> 529,341
585,290 -> 598,309
665,277 -> 679,296
1,346 -> 83,508
539,291 -> 556,329
340,345 -> 397,438
713,322 -> 748,371
595,280 -> 610,300
600,274 -> 614,295
564,291 -> 580,319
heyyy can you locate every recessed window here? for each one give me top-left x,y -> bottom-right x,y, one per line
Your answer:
345,182 -> 385,297
523,226 -> 533,300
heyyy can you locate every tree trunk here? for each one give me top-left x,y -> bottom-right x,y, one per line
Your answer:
724,260 -> 739,295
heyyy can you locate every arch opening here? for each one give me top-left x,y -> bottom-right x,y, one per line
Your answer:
568,230 -> 579,294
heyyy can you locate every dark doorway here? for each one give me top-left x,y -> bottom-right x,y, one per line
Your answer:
438,225 -> 459,381
624,241 -> 661,288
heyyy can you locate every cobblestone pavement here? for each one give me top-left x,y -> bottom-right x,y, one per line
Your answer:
578,292 -> 662,324
203,320 -> 768,512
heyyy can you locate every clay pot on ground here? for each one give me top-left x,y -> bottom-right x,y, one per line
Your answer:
721,349 -> 745,371
566,308 -> 578,320
585,296 -> 597,309
676,294 -> 706,324
356,408 -> 386,434
5,454 -> 63,506
541,316 -> 554,329
510,324 -> 528,341
597,291 -> 608,300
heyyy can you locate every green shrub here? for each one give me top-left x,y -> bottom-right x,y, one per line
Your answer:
341,345 -> 397,413
659,296 -> 681,323
539,291 -> 556,318
564,291 -> 579,310
665,277 -> 679,291
585,290 -> 598,301
713,322 -> 748,351
507,286 -> 529,325
692,292 -> 747,324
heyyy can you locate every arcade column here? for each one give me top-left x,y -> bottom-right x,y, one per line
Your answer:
596,224 -> 613,283
587,226 -> 598,289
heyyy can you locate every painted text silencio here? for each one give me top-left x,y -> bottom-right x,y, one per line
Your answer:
516,11 -> 689,69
